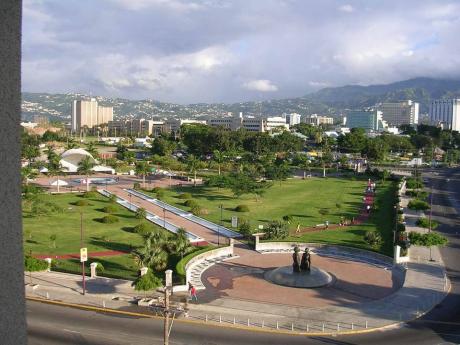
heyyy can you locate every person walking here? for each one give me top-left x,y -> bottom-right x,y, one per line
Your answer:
190,284 -> 198,302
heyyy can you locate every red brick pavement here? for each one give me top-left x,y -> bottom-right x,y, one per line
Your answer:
200,252 -> 400,308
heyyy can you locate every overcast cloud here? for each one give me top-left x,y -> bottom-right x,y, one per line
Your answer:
22,0 -> 460,103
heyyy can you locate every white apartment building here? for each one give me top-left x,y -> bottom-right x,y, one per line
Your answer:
304,114 -> 334,126
285,113 -> 302,126
71,98 -> 113,132
265,116 -> 290,132
429,99 -> 460,131
377,100 -> 419,126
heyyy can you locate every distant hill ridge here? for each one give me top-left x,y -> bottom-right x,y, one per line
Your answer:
22,77 -> 460,121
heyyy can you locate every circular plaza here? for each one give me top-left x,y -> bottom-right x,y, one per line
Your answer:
197,249 -> 403,308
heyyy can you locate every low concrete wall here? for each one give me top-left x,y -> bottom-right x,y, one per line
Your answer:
255,241 -> 394,266
172,245 -> 234,292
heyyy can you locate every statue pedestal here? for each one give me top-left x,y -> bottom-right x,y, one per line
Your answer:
264,266 -> 333,288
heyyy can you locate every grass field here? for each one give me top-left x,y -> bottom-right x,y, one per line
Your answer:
23,193 -> 150,255
149,177 -> 366,230
147,176 -> 396,256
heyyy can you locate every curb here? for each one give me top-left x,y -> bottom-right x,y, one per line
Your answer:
26,296 -> 405,337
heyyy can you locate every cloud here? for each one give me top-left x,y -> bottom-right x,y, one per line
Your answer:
243,79 -> 278,92
21,0 -> 460,103
338,4 -> 354,13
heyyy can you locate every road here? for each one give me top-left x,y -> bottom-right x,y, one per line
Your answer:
27,168 -> 460,345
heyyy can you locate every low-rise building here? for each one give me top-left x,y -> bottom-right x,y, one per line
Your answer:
304,114 -> 334,126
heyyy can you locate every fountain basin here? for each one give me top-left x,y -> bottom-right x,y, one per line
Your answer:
264,266 -> 333,288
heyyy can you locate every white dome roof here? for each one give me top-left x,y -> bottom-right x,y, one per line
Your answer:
60,149 -> 96,173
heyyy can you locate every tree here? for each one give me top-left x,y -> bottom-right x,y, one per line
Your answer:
264,221 -> 289,240
174,227 -> 192,260
77,156 -> 95,191
213,150 -> 225,175
408,232 -> 448,247
135,207 -> 147,222
21,166 -> 37,186
186,154 -> 200,187
47,153 -> 63,193
416,217 -> 438,230
132,230 -> 169,271
131,270 -> 162,298
86,142 -> 99,158
135,161 -> 150,188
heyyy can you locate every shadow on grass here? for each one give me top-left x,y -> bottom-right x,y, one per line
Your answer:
88,238 -> 132,252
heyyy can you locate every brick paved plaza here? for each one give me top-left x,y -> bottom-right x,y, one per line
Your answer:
199,252 -> 403,308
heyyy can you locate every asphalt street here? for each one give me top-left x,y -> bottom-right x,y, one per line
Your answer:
27,168 -> 460,345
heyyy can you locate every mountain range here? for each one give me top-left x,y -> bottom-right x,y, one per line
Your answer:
21,77 -> 460,122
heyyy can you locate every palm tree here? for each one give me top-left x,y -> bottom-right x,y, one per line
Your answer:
86,142 -> 99,158
77,156 -> 95,192
132,230 -> 169,271
174,227 -> 192,260
186,155 -> 200,187
135,161 -> 150,188
213,150 -> 225,176
135,207 -> 147,222
47,153 -> 63,193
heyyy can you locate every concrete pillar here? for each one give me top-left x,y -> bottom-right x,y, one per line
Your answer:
229,238 -> 234,256
394,245 -> 401,264
45,258 -> 52,272
140,267 -> 149,276
90,262 -> 98,278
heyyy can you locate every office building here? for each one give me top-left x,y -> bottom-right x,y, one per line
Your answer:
377,100 -> 419,126
71,98 -> 113,132
265,116 -> 290,132
285,113 -> 302,126
429,99 -> 460,131
346,110 -> 386,132
165,119 -> 207,134
304,114 -> 334,126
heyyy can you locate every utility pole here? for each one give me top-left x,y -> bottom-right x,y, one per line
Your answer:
164,270 -> 173,345
80,209 -> 86,295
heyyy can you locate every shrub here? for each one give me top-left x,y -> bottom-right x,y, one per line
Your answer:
406,178 -> 423,189
408,232 -> 448,247
408,199 -> 430,211
416,217 -> 438,229
238,219 -> 252,236
406,190 -> 428,199
133,222 -> 151,235
364,231 -> 382,247
184,199 -> 199,208
235,204 -> 250,212
74,199 -> 90,207
133,182 -> 141,190
100,215 -> 119,224
191,205 -> 207,216
82,191 -> 98,198
178,192 -> 192,199
263,221 -> 289,240
102,205 -> 118,214
397,223 -> 406,232
24,256 -> 48,272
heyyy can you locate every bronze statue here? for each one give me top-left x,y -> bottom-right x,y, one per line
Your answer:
292,246 -> 301,272
300,248 -> 311,271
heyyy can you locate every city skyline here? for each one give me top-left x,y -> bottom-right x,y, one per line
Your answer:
22,0 -> 460,104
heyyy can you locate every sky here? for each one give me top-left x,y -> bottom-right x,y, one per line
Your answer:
22,0 -> 460,104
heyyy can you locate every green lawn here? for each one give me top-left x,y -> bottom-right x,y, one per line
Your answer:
150,177 -> 366,230
23,193 -> 149,255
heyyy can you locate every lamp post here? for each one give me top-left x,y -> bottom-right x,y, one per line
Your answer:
80,208 -> 86,295
163,207 -> 166,228
218,204 -> 223,246
129,192 -> 132,209
428,179 -> 434,262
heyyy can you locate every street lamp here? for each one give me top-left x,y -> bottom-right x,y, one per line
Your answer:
68,206 -> 86,295
218,204 -> 223,246
163,207 -> 166,228
428,179 -> 435,262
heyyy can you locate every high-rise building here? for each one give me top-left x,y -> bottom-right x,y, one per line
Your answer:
346,110 -> 386,132
71,98 -> 113,132
429,99 -> 460,131
377,100 -> 419,126
285,113 -> 302,126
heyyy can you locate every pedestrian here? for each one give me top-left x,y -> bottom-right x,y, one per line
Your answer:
325,220 -> 329,229
366,204 -> 371,214
190,284 -> 198,302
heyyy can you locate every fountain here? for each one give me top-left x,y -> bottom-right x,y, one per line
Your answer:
264,246 -> 333,288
